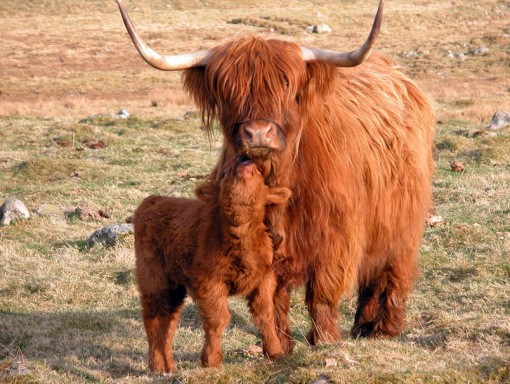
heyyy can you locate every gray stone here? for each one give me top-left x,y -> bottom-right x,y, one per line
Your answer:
117,109 -> 130,119
79,109 -> 130,124
473,45 -> 489,56
306,23 -> 333,34
426,214 -> 445,228
88,224 -> 134,246
401,50 -> 420,59
314,23 -> 332,33
0,198 -> 30,225
486,111 -> 510,130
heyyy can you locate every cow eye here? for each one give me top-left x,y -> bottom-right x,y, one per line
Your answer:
283,76 -> 289,88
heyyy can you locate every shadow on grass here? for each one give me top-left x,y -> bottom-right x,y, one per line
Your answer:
0,309 -> 148,380
0,302 -> 300,381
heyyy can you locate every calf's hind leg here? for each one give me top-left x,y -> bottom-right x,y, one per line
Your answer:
140,285 -> 187,372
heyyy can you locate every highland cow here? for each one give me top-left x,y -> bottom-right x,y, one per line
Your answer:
133,160 -> 291,372
119,0 -> 435,351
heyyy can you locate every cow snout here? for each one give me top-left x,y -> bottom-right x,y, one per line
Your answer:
239,120 -> 279,148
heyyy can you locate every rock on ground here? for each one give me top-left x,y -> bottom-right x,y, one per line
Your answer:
486,111 -> 510,130
0,198 -> 30,225
426,214 -> 445,228
79,109 -> 130,123
87,223 -> 134,246
306,23 -> 332,33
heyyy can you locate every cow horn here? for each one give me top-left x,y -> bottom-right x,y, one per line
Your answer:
116,0 -> 212,70
301,0 -> 383,67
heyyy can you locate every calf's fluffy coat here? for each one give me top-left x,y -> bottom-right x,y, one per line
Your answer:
133,160 -> 291,372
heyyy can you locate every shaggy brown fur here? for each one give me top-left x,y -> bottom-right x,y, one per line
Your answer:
183,37 -> 435,346
133,160 -> 291,372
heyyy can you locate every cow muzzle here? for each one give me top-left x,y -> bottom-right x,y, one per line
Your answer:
238,119 -> 283,157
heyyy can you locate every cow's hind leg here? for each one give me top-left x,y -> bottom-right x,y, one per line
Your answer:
351,253 -> 417,339
140,285 -> 187,372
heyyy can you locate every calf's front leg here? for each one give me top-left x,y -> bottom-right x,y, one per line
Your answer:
248,273 -> 285,360
195,284 -> 231,368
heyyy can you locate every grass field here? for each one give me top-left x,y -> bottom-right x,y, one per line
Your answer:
1,0 -> 509,383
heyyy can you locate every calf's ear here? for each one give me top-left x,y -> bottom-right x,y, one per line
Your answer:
265,187 -> 292,206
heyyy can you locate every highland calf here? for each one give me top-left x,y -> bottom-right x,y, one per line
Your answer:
133,160 -> 291,372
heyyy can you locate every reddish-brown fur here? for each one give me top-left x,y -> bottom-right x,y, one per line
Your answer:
183,37 -> 435,345
133,160 -> 291,372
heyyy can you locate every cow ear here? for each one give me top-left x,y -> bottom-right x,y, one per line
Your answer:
266,187 -> 292,205
195,181 -> 220,203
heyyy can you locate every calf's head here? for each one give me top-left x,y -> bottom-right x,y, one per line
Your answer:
219,159 -> 291,226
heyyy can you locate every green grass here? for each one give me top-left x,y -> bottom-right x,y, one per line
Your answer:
1,114 -> 509,383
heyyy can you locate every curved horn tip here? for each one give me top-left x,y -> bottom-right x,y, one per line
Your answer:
300,0 -> 383,67
375,0 -> 384,28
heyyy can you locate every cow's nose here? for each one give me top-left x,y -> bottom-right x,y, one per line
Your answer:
239,120 -> 277,147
